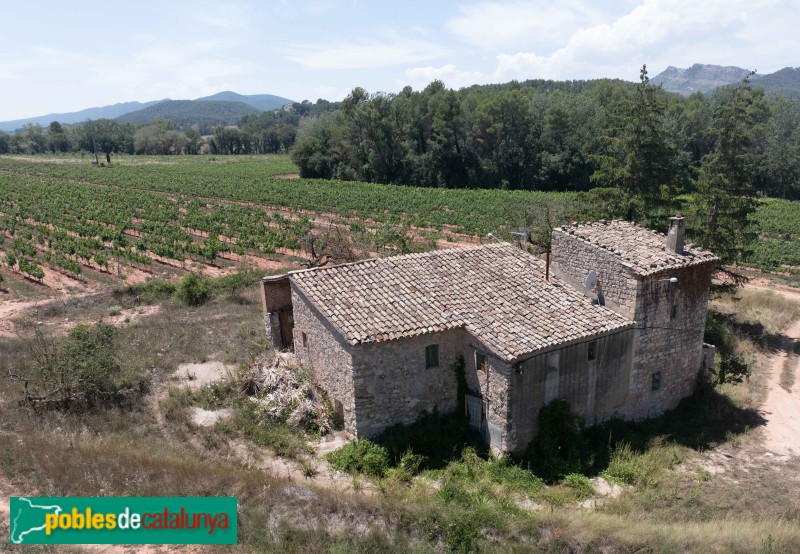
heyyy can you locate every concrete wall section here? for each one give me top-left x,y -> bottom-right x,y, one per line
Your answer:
507,330 -> 634,453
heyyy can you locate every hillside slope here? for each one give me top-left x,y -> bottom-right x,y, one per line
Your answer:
115,99 -> 261,129
0,100 -> 164,133
197,91 -> 294,111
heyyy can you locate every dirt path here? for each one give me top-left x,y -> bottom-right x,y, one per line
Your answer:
752,285 -> 800,457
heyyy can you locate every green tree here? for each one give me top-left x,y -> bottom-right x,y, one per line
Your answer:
591,65 -> 688,224
761,97 -> 800,199
48,121 -> 71,153
693,74 -> 768,265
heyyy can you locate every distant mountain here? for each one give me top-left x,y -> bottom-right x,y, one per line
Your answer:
196,91 -> 294,112
652,63 -> 800,97
0,100 -> 164,133
651,64 -> 753,95
115,99 -> 261,130
752,67 -> 800,98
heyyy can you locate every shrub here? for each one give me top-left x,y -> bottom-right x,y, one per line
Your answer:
10,323 -> 146,411
175,272 -> 212,306
716,353 -> 751,384
562,473 -> 594,499
326,440 -> 389,477
526,399 -> 588,481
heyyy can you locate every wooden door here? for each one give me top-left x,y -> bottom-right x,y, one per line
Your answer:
278,310 -> 294,349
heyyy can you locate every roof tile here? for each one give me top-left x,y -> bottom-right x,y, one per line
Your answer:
291,243 -> 633,362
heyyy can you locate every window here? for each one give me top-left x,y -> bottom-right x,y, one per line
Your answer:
302,332 -> 308,348
475,351 -> 486,373
652,371 -> 662,391
670,305 -> 678,320
425,344 -> 439,368
587,340 -> 597,361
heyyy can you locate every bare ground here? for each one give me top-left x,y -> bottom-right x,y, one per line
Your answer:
759,299 -> 800,458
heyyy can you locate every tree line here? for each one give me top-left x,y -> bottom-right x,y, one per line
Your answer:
290,70 -> 800,202
0,100 -> 339,159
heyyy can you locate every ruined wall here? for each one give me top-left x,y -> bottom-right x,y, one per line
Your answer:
462,341 -> 512,454
551,230 -> 639,318
623,263 -> 715,420
261,276 -> 292,349
350,329 -> 464,439
291,284 -> 358,434
507,330 -> 634,453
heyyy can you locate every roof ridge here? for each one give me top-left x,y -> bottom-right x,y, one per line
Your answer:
289,242 -> 514,277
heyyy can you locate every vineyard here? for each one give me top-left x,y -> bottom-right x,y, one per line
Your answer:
0,154 -> 798,294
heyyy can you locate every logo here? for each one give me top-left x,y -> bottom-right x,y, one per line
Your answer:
9,497 -> 237,545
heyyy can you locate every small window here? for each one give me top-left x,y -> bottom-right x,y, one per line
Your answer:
302,332 -> 308,348
587,340 -> 597,361
425,344 -> 439,368
475,351 -> 486,373
670,305 -> 678,320
652,371 -> 662,391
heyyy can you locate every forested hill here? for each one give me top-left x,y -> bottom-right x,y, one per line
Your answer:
0,100 -> 163,133
115,100 -> 261,133
196,91 -> 294,112
462,77 -> 632,95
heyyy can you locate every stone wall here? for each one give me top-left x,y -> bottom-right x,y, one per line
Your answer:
550,229 -> 715,423
551,230 -> 639,318
291,283 -> 358,434
623,264 -> 714,420
507,330 -> 634,453
459,339 -> 513,453
350,329 -> 464,438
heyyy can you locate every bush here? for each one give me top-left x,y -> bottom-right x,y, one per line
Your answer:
10,323 -> 146,411
716,353 -> 752,384
175,272 -> 212,306
526,399 -> 588,481
562,473 -> 595,499
326,439 -> 389,477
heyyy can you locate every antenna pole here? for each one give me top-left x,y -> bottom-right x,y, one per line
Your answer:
545,244 -> 550,281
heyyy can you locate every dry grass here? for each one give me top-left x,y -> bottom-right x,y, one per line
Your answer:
713,289 -> 800,336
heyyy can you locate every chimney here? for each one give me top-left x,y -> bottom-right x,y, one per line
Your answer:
667,216 -> 686,254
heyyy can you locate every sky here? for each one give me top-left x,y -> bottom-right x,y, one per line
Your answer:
1,0 -> 798,121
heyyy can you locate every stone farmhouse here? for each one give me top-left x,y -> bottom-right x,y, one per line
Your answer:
260,217 -> 718,454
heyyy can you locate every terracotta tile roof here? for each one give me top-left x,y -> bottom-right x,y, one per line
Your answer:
290,243 -> 633,362
554,220 -> 718,276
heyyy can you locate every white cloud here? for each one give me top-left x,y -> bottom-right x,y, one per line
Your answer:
286,39 -> 450,70
403,64 -> 485,90
447,1 -> 607,51
489,0 -> 795,81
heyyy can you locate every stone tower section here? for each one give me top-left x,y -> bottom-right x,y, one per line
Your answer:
550,219 -> 718,421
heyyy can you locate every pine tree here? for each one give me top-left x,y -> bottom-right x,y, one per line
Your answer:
694,73 -> 767,265
591,65 -> 688,226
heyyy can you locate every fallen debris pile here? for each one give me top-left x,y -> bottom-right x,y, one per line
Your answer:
247,354 -> 332,435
